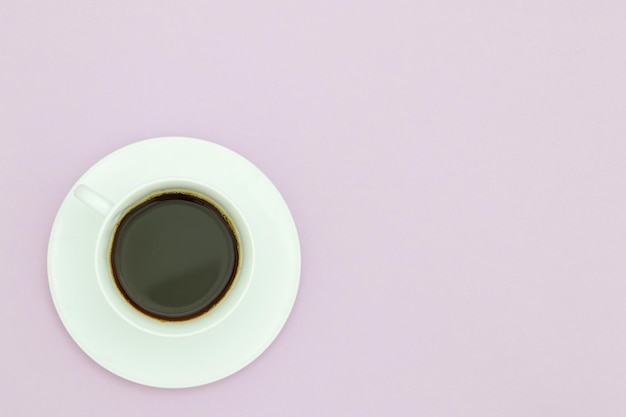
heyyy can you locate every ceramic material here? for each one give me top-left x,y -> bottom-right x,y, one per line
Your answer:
47,137 -> 301,388
76,177 -> 254,338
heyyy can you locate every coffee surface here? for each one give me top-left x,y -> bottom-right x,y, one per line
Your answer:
110,192 -> 238,321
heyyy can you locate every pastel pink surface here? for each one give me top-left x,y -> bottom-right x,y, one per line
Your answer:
1,1 -> 626,416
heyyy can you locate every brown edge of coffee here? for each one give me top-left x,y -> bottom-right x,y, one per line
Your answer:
108,188 -> 242,322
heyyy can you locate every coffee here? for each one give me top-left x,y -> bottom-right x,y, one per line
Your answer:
110,191 -> 239,321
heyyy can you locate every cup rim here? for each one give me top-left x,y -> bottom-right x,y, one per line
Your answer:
93,176 -> 255,338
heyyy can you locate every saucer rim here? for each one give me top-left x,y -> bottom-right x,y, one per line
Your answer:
47,137 -> 301,388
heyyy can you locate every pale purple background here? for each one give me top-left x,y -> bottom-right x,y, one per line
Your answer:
1,1 -> 626,416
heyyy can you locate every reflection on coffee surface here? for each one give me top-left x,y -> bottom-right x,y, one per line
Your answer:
110,192 -> 239,321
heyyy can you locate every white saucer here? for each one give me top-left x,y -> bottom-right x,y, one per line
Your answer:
47,137 -> 301,388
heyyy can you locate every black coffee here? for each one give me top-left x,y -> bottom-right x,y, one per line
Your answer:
110,192 -> 239,321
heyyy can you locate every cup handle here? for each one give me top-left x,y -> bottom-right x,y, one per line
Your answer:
74,184 -> 114,217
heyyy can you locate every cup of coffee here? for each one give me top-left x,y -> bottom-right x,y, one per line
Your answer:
74,177 -> 254,337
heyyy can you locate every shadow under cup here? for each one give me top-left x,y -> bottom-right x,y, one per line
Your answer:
109,190 -> 241,322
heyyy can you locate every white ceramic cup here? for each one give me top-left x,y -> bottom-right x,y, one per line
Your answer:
74,177 -> 254,338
